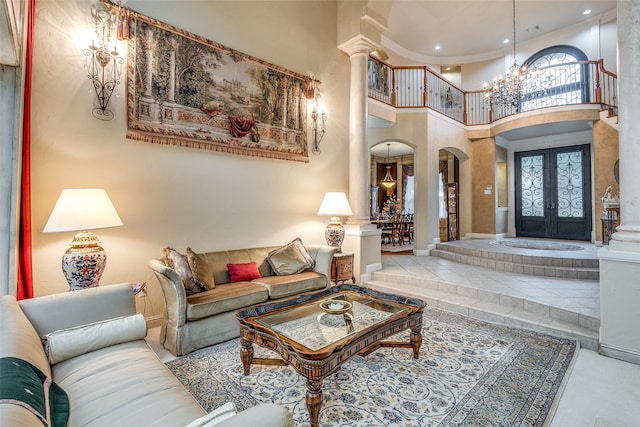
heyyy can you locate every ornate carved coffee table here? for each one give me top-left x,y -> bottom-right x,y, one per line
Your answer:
236,284 -> 425,427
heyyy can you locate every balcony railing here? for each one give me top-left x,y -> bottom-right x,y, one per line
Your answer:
367,57 -> 618,125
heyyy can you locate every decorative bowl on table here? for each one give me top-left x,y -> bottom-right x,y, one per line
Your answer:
319,299 -> 353,315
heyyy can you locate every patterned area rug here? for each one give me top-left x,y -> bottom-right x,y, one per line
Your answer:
166,307 -> 577,426
490,240 -> 584,251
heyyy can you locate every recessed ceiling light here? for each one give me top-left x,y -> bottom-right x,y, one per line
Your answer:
504,39 -> 510,44
435,45 -> 441,50
584,9 -> 592,15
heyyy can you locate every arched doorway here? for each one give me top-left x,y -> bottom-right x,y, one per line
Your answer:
370,141 -> 414,250
438,149 -> 460,242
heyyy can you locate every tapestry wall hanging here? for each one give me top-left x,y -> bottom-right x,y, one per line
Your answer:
125,11 -> 316,162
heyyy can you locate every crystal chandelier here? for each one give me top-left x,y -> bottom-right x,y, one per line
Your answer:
485,0 -> 524,111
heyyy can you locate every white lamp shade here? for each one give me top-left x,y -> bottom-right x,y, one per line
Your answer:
317,192 -> 353,217
43,188 -> 123,233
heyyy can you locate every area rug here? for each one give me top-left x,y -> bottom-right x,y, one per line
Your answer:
491,240 -> 584,251
166,307 -> 577,426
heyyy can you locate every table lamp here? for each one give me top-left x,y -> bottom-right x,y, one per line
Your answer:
43,188 -> 123,291
317,192 -> 352,252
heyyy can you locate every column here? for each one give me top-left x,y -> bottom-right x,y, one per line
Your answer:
337,37 -> 382,284
167,36 -> 179,103
142,27 -> 155,99
341,39 -> 374,225
598,0 -> 640,364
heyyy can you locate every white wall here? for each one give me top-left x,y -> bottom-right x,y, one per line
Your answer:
30,0 -> 350,320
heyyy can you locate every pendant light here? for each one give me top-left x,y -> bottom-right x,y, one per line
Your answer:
380,143 -> 396,189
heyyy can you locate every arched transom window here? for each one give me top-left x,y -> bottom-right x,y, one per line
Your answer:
520,45 -> 589,112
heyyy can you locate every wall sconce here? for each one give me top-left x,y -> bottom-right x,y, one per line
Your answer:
83,4 -> 125,121
311,100 -> 326,155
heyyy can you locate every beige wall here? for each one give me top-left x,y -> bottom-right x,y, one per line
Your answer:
30,0 -> 350,322
470,138 -> 496,235
368,110 -> 471,250
593,120 -> 620,242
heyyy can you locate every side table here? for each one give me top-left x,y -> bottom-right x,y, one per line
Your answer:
331,252 -> 355,285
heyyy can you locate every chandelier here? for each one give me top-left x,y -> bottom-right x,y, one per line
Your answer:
485,0 -> 524,110
380,143 -> 396,189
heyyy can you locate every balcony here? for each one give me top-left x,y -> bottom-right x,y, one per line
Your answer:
367,57 -> 618,126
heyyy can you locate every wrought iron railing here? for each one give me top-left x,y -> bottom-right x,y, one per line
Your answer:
367,57 -> 618,125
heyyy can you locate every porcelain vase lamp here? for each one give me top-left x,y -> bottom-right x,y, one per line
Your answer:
317,192 -> 353,252
43,188 -> 123,291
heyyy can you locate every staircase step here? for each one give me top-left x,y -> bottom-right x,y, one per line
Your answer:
364,275 -> 599,351
431,245 -> 599,280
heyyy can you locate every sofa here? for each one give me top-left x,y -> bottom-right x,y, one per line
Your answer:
148,240 -> 338,356
0,283 -> 294,427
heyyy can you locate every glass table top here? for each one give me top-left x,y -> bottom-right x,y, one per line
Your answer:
255,292 -> 410,352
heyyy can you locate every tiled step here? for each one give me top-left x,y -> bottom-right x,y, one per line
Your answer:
364,271 -> 599,351
431,243 -> 599,280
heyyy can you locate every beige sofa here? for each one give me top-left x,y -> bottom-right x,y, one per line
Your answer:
0,283 -> 293,427
148,242 -> 337,356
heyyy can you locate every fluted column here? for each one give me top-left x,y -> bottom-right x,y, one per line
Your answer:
341,39 -> 374,225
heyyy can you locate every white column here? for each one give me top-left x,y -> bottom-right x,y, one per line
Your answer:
611,0 -> 640,246
342,39 -> 374,225
167,36 -> 178,103
142,28 -> 155,98
337,37 -> 381,284
598,0 -> 640,364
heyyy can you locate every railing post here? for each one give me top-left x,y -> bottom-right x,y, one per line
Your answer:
595,59 -> 602,104
391,68 -> 397,107
423,66 -> 428,108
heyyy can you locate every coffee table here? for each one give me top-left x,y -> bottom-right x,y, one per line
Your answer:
236,284 -> 426,427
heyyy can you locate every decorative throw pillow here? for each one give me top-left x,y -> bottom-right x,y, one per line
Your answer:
267,238 -> 315,275
163,246 -> 205,295
0,357 -> 70,426
184,402 -> 237,427
186,247 -> 216,290
44,314 -> 147,365
227,262 -> 261,283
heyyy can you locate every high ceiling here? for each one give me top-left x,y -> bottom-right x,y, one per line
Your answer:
367,0 -> 617,154
371,0 -> 617,64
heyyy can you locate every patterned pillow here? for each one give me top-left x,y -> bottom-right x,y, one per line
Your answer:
267,238 -> 315,275
162,247 -> 205,295
186,247 -> 215,290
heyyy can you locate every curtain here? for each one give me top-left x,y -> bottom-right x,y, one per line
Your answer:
402,164 -> 414,214
17,0 -> 36,300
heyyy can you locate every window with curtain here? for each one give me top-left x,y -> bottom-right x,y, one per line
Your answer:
438,173 -> 447,218
402,164 -> 414,214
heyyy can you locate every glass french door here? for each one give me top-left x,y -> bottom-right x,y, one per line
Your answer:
515,145 -> 592,241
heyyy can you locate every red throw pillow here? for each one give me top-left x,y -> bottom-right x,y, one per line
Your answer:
227,262 -> 261,283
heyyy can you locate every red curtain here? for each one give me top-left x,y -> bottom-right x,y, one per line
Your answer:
17,0 -> 36,300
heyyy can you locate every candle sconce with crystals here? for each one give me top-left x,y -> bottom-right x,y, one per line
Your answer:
83,4 -> 125,120
310,99 -> 327,155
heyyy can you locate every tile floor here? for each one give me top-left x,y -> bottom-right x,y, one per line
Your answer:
381,239 -> 600,319
146,238 -> 640,426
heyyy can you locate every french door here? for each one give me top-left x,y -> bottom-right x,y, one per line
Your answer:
515,145 -> 592,241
